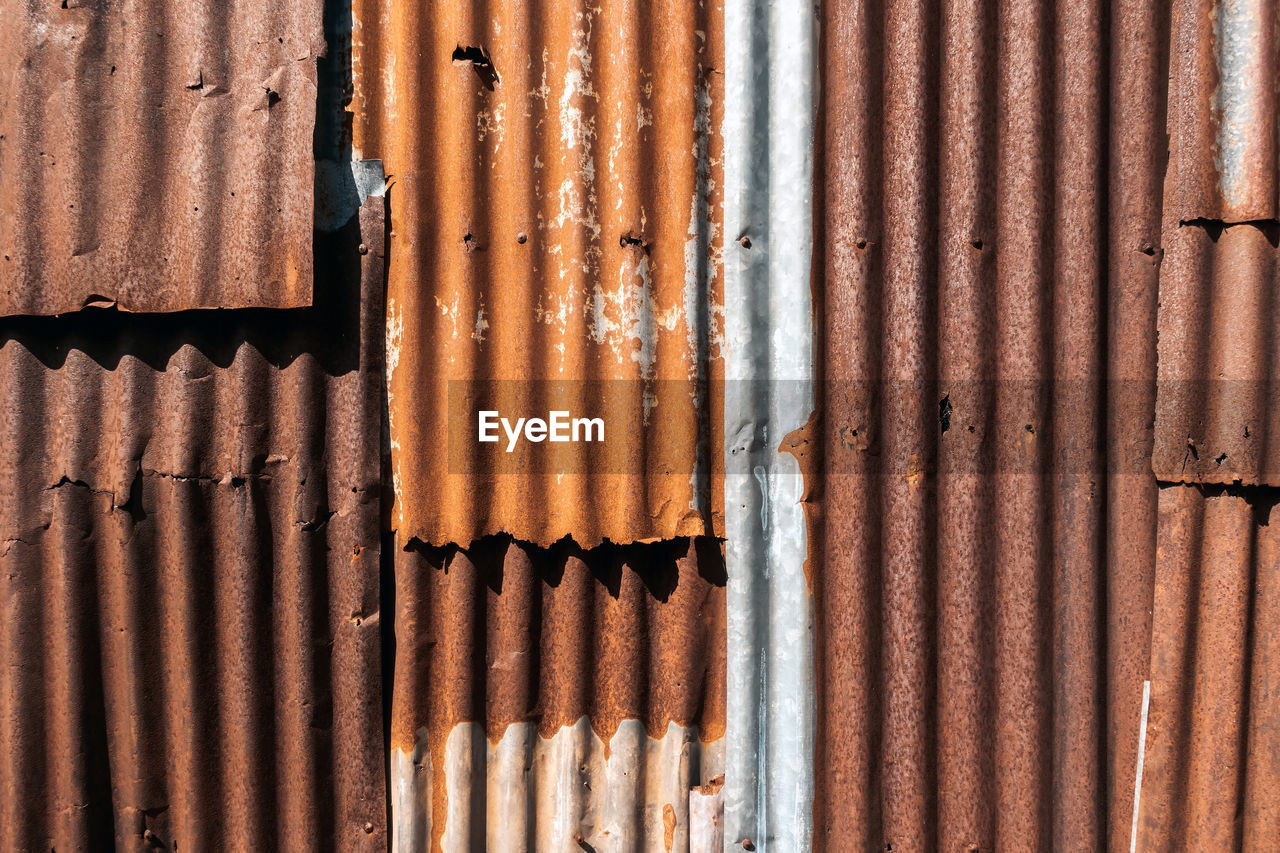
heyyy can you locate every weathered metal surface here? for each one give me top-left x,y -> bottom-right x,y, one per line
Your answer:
392,720 -> 724,853
0,0 -> 323,314
387,535 -> 726,852
352,0 -> 725,548
811,0 -> 1165,850
0,201 -> 386,852
1152,221 -> 1280,486
1168,0 -> 1279,222
722,0 -> 818,849
1137,484 -> 1280,851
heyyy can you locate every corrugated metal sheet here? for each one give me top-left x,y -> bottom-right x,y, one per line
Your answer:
1156,0 -> 1280,486
352,0 -> 725,548
1167,0 -> 1278,222
1145,3 -> 1280,846
387,535 -> 726,852
722,0 -> 817,850
0,0 -> 323,314
1136,484 -> 1280,851
810,0 -> 1165,850
0,201 -> 386,851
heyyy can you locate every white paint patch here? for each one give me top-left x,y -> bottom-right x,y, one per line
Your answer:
390,732 -> 432,853
385,298 -> 404,520
689,782 -> 724,853
471,307 -> 489,344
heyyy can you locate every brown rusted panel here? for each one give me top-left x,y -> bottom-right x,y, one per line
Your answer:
812,0 -> 1164,849
389,534 -> 726,851
0,202 -> 386,852
1168,0 -> 1279,222
1153,221 -> 1280,486
0,0 -> 323,314
1138,484 -> 1280,851
353,0 -> 724,548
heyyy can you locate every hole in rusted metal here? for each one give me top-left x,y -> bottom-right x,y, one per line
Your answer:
452,45 -> 499,90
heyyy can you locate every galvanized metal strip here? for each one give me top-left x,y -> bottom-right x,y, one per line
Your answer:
723,0 -> 818,849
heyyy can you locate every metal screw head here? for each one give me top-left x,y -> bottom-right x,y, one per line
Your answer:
363,821 -> 374,834
358,243 -> 369,255
517,232 -> 528,244
739,235 -> 752,249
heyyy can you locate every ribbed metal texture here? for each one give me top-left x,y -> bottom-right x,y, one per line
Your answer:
0,0 -> 323,314
811,0 -> 1165,850
1137,484 -> 1280,851
0,202 -> 387,852
352,0 -> 725,548
1167,0 -> 1279,222
387,535 -> 726,852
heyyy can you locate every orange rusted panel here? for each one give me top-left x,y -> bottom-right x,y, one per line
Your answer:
353,0 -> 724,547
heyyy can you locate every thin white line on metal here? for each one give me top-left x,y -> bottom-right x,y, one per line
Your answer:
1130,679 -> 1152,853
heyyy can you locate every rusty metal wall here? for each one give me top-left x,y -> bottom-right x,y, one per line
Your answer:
352,0 -> 725,549
0,0 -> 324,314
810,0 -> 1166,850
0,201 -> 386,852
387,535 -> 726,852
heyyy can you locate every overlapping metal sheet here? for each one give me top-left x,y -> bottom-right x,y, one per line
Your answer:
0,202 -> 386,851
1136,484 -> 1280,851
352,0 -> 725,548
1153,222 -> 1280,485
809,0 -> 1165,850
387,536 -> 726,852
0,0 -> 323,314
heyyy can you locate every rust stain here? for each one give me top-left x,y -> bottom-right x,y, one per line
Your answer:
0,0 -> 323,313
352,0 -> 725,548
664,801 -> 677,851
